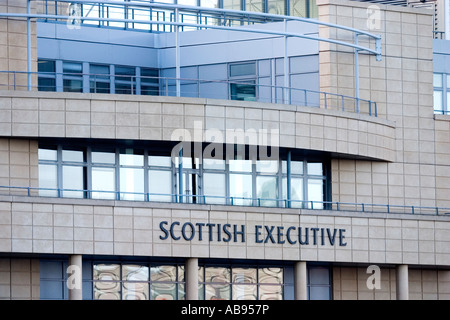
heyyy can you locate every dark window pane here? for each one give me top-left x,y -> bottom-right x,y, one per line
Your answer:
38,78 -> 56,92
63,79 -> 83,92
63,62 -> 82,75
230,82 -> 256,101
38,60 -> 55,73
230,62 -> 256,77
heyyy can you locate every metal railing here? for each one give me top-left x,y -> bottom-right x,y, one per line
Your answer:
1,185 -> 449,217
0,70 -> 378,116
434,109 -> 450,115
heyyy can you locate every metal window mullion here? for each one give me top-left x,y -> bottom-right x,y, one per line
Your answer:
57,145 -> 63,197
144,149 -> 149,201
115,148 -> 120,200
86,146 -> 93,199
303,160 -> 308,209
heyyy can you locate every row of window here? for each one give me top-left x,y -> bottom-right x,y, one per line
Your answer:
38,60 -> 159,95
41,260 -> 332,300
61,0 -> 318,32
434,73 -> 450,115
38,142 -> 329,208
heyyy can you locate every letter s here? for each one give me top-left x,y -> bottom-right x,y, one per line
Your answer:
159,221 -> 169,240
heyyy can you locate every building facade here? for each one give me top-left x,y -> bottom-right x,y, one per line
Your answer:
0,0 -> 449,300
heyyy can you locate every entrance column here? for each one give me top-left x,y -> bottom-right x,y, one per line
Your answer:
396,264 -> 409,300
68,254 -> 83,300
185,258 -> 199,300
294,261 -> 308,300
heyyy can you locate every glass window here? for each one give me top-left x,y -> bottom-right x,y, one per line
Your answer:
245,0 -> 263,12
92,149 -> 116,164
90,64 -> 110,94
38,78 -> 56,92
231,81 -> 256,101
39,164 -> 58,197
141,68 -> 159,96
256,176 -> 277,207
229,173 -> 252,205
63,62 -> 82,75
120,149 -> 144,166
62,166 -> 85,198
222,0 -> 241,10
38,60 -> 56,73
268,0 -> 285,15
434,91 -> 443,112
308,266 -> 331,300
39,148 -> 57,161
92,167 -> 116,199
62,149 -> 85,162
149,155 -> 172,167
307,179 -> 324,209
229,159 -> 252,172
307,162 -> 323,176
434,73 -> 443,87
204,172 -> 226,204
120,167 -> 144,201
201,0 -> 219,8
149,170 -> 172,202
93,264 -> 121,300
115,66 -> 136,95
63,79 -> 83,93
230,63 -> 256,77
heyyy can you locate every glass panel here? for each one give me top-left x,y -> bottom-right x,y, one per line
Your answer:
229,159 -> 252,172
63,79 -> 83,92
291,0 -> 307,17
231,82 -> 256,101
434,91 -> 443,112
309,267 -> 329,285
148,156 -> 172,167
92,167 -> 116,199
310,0 -> 318,18
259,285 -> 283,300
90,64 -> 110,79
307,162 -> 323,176
151,266 -> 177,282
232,284 -> 257,300
120,167 -> 144,201
268,0 -> 285,15
63,62 -> 82,74
39,148 -> 57,161
291,161 -> 304,175
232,268 -> 257,283
447,74 -> 450,88
205,283 -> 230,300
120,149 -> 144,166
256,160 -> 278,174
309,286 -> 330,300
122,282 -> 149,300
223,0 -> 241,10
203,158 -> 226,170
92,149 -> 116,164
39,164 -> 58,197
141,68 -> 158,84
38,60 -> 55,73
256,176 -> 277,207
94,264 -> 120,281
141,85 -> 159,96
123,265 -> 149,281
245,0 -> 263,12
201,0 -> 219,8
230,63 -> 256,77
203,173 -> 226,204
62,166 -> 85,198
62,149 -> 84,162
307,178 -> 324,209
149,170 -> 172,202
115,83 -> 135,95
178,0 -> 197,5
94,282 -> 121,300
229,174 -> 252,205
151,282 -> 177,300
258,268 -> 283,284
205,267 -> 231,283
90,81 -> 110,94
38,78 -> 56,92
433,73 -> 443,87
283,177 -> 304,208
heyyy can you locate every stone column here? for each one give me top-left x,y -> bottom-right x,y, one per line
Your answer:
68,254 -> 83,300
185,258 -> 199,300
396,264 -> 409,300
294,261 -> 308,300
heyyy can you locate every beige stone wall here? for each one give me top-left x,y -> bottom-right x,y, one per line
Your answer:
0,138 -> 38,193
0,197 -> 449,266
0,0 -> 37,90
317,0 -> 450,210
333,266 -> 450,300
0,258 -> 40,300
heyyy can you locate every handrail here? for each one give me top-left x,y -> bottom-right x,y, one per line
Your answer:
0,0 -> 382,59
1,185 -> 449,217
0,70 -> 377,116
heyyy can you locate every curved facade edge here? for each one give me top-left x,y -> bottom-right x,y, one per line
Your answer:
0,91 -> 397,162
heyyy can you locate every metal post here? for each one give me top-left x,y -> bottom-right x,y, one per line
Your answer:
284,19 -> 289,104
354,33 -> 360,113
175,8 -> 181,97
27,0 -> 31,91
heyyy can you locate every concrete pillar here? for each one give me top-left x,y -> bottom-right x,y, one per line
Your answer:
396,264 -> 409,300
68,255 -> 83,300
294,261 -> 308,300
185,258 -> 199,300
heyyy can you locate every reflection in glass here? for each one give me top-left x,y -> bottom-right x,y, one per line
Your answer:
307,162 -> 323,175
62,166 -> 85,198
258,268 -> 283,284
232,268 -> 257,284
232,284 -> 257,300
62,149 -> 85,163
204,173 -> 226,204
39,164 -> 58,197
123,282 -> 148,300
308,179 -> 323,209
123,265 -> 149,281
120,167 -> 144,201
151,265 -> 177,282
149,170 -> 172,202
149,155 -> 172,167
229,174 -> 252,205
259,285 -> 283,300
92,167 -> 116,199
92,150 -> 115,164
256,176 -> 277,207
434,91 -> 443,112
120,149 -> 144,166
38,148 -> 57,161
